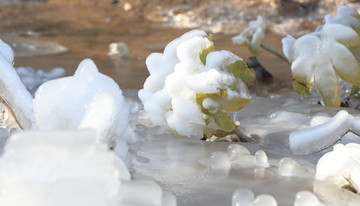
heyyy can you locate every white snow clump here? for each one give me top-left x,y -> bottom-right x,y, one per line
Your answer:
315,143 -> 360,193
139,29 -> 252,138
0,39 -> 33,129
33,59 -> 130,146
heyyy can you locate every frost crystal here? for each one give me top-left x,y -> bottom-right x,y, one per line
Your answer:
33,59 -> 129,146
139,30 -> 252,138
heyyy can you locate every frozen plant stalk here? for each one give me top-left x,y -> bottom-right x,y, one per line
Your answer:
139,30 -> 253,138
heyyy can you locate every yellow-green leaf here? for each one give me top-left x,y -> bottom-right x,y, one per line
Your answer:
220,96 -> 251,112
225,60 -> 255,82
213,111 -> 236,132
199,43 -> 215,65
292,76 -> 312,96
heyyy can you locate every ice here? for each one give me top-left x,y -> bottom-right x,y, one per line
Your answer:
294,191 -> 325,206
315,143 -> 360,192
227,144 -> 250,160
0,129 -> 126,206
120,180 -> 164,206
16,66 -> 66,95
289,110 -> 360,155
108,42 -> 132,58
278,158 -> 312,178
0,39 -> 33,129
33,59 -> 130,146
209,151 -> 231,171
255,150 -> 269,168
232,189 -> 277,206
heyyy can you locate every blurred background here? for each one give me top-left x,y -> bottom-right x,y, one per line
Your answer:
0,0 -> 359,89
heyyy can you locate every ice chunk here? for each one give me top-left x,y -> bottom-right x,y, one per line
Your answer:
33,59 -> 129,146
289,110 -> 360,155
232,188 -> 277,206
209,151 -> 231,171
316,143 -> 360,192
278,158 -> 311,177
227,144 -> 250,161
294,191 -> 324,206
0,39 -> 33,129
0,129 -> 126,206
255,150 -> 269,168
120,180 -> 164,206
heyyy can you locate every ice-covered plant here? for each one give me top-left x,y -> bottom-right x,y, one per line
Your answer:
282,23 -> 360,107
139,30 -> 253,139
0,39 -> 33,129
316,143 -> 360,193
232,16 -> 267,55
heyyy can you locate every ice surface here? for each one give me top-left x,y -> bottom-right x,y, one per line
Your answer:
16,66 -> 66,95
33,59 -> 129,146
0,129 -> 126,206
0,39 -> 33,129
232,189 -> 278,206
209,151 -> 231,171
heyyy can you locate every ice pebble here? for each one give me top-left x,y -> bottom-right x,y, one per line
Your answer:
209,151 -> 231,170
162,192 -> 177,206
227,144 -> 250,161
294,191 -> 324,206
255,150 -> 270,168
231,154 -> 256,168
232,189 -> 277,206
278,158 -> 310,177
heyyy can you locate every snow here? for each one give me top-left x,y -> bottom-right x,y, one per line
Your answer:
33,59 -> 130,147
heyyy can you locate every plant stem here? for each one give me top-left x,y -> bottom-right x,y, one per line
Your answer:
260,44 -> 290,64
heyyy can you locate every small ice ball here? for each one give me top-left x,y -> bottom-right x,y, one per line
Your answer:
254,194 -> 278,206
227,144 -> 250,161
278,157 -> 308,177
232,188 -> 255,206
231,154 -> 256,168
209,151 -> 231,170
294,191 -> 323,206
255,150 -> 269,168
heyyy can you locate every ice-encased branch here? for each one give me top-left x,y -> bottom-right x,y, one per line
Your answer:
289,110 -> 360,155
0,40 -> 33,129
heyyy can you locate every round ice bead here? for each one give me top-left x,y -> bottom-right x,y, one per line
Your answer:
227,144 -> 250,161
278,157 -> 302,177
209,151 -> 231,170
232,188 -> 255,206
255,150 -> 270,168
294,191 -> 322,206
254,194 -> 278,206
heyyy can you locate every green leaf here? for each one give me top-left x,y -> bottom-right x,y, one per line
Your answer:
351,85 -> 360,96
199,43 -> 215,65
220,96 -> 251,112
213,111 -> 236,133
225,60 -> 255,81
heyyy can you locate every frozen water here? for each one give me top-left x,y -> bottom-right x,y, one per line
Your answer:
294,191 -> 325,206
232,189 -> 278,206
0,129 -> 126,206
33,59 -> 130,147
108,42 -> 132,58
255,150 -> 269,168
278,157 -> 312,178
119,180 -> 163,206
16,66 -> 66,95
0,39 -> 33,129
227,144 -> 250,160
209,151 -> 231,171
